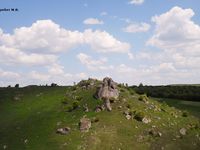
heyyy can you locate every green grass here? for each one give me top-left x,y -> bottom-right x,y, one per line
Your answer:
154,98 -> 200,118
0,84 -> 200,150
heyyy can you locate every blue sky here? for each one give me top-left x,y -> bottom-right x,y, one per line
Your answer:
0,0 -> 200,86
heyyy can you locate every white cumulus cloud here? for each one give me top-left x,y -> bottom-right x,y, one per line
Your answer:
129,0 -> 144,5
123,22 -> 150,33
83,18 -> 104,25
77,53 -> 113,70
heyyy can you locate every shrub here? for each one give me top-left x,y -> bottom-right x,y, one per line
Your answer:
72,100 -> 80,109
134,111 -> 145,121
51,83 -> 57,87
138,94 -> 148,103
15,84 -> 19,88
120,88 -> 126,92
66,105 -> 74,112
75,96 -> 83,101
182,111 -> 189,117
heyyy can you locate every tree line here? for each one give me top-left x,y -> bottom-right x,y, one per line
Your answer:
131,84 -> 200,102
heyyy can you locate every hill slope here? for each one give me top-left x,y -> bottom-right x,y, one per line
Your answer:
0,79 -> 200,150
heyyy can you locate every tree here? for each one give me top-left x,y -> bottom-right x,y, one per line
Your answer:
139,83 -> 143,87
15,84 -> 19,88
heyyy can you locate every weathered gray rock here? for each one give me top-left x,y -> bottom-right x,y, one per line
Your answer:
142,117 -> 151,124
95,106 -> 102,112
149,129 -> 162,137
126,114 -> 132,120
56,127 -> 71,135
105,99 -> 112,111
83,104 -> 89,112
79,117 -> 91,132
97,77 -> 119,100
96,77 -> 119,111
180,128 -> 187,135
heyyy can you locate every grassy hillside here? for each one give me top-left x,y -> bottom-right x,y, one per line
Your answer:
0,81 -> 200,150
154,98 -> 200,118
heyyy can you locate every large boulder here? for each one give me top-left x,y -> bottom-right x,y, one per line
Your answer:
79,117 -> 91,132
96,77 -> 119,111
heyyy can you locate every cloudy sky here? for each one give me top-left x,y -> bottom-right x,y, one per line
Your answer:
0,0 -> 200,86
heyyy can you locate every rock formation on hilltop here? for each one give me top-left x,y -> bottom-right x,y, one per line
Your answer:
97,77 -> 119,111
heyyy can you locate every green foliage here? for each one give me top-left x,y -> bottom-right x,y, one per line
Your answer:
15,84 -> 19,88
74,95 -> 83,101
138,94 -> 149,102
72,100 -> 80,109
132,85 -> 200,101
182,111 -> 189,117
120,88 -> 126,92
66,105 -> 74,112
134,111 -> 145,121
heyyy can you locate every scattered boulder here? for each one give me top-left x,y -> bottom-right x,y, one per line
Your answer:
83,104 -> 89,112
142,117 -> 151,124
95,107 -> 102,112
149,129 -> 162,137
56,127 -> 71,135
126,114 -> 132,120
79,117 -> 91,132
123,110 -> 130,116
118,106 -> 122,109
3,145 -> 7,149
179,128 -> 187,135
95,104 -> 105,112
96,77 -> 119,111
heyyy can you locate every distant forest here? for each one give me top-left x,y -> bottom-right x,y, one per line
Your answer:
131,85 -> 200,102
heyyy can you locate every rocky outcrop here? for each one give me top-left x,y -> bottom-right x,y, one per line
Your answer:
96,77 -> 119,111
79,117 -> 91,132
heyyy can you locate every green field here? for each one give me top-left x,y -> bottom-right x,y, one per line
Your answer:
0,84 -> 200,150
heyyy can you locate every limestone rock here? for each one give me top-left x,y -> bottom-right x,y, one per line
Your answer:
149,129 -> 162,137
96,77 -> 119,111
83,104 -> 89,112
79,117 -> 91,132
56,127 -> 71,135
97,77 -> 119,100
126,114 -> 132,120
179,128 -> 187,135
142,117 -> 151,124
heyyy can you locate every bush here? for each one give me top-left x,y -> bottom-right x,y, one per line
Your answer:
120,88 -> 126,92
182,111 -> 189,117
138,94 -> 148,103
134,111 -> 145,121
66,105 -> 74,112
74,96 -> 83,101
15,84 -> 19,88
51,83 -> 57,87
72,100 -> 80,109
